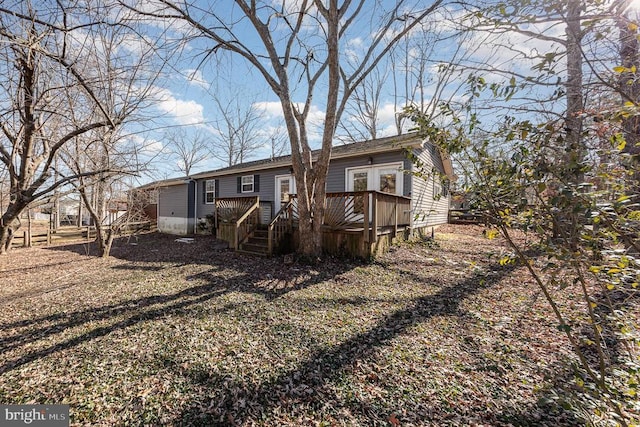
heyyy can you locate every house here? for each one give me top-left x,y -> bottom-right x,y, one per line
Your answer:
141,133 -> 454,257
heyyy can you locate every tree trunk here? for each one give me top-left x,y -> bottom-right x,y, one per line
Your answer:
618,5 -> 640,181
0,224 -> 15,254
0,203 -> 25,254
553,0 -> 584,245
296,196 -> 315,256
27,207 -> 32,248
102,230 -> 115,258
78,184 -> 114,257
292,0 -> 339,258
565,0 -> 584,178
93,224 -> 114,258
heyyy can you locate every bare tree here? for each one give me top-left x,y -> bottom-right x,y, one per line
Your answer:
130,0 -> 445,256
164,127 -> 210,176
209,94 -> 266,167
337,66 -> 387,143
0,1 -> 164,254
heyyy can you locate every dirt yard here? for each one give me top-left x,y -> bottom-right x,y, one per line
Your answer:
0,225 -> 583,426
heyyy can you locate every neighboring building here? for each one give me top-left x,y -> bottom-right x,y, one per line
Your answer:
140,133 -> 454,257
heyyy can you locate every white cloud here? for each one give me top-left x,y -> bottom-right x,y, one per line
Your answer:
253,101 -> 325,125
184,69 -> 209,89
253,101 -> 284,118
118,0 -> 194,36
153,87 -> 205,125
127,134 -> 163,155
377,102 -> 400,125
347,37 -> 364,47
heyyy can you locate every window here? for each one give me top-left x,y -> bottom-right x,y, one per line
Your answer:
205,180 -> 215,204
352,171 -> 368,214
433,175 -> 449,200
433,179 -> 442,200
279,179 -> 290,203
241,175 -> 254,193
346,162 -> 403,196
378,170 -> 397,194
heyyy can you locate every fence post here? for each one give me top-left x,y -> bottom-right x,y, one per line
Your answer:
87,226 -> 91,242
46,228 -> 51,246
23,231 -> 28,248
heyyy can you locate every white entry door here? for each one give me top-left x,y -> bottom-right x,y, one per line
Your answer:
275,174 -> 296,210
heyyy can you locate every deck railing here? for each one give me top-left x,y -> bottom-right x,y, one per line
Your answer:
323,192 -> 368,229
373,191 -> 412,229
215,196 -> 260,249
267,200 -> 295,255
322,191 -> 411,242
215,196 -> 259,226
216,191 -> 412,252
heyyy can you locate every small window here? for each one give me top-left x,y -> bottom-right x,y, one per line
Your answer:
241,175 -> 254,193
433,175 -> 449,201
442,178 -> 449,197
205,180 -> 215,204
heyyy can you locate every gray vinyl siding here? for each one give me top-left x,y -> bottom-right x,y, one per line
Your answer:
409,145 -> 450,227
195,166 -> 291,220
196,179 -> 216,218
326,151 -> 409,193
158,184 -> 188,218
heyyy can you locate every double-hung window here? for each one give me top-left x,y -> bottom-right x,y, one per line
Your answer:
241,175 -> 254,193
205,180 -> 215,204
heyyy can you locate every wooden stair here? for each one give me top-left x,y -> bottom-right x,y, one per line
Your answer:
237,225 -> 269,256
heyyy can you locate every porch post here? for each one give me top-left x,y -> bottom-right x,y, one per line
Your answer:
370,192 -> 377,243
234,221 -> 239,250
363,192 -> 369,243
394,196 -> 398,237
214,200 -> 219,239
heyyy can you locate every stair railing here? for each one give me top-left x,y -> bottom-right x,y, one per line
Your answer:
235,197 -> 261,250
267,199 -> 295,255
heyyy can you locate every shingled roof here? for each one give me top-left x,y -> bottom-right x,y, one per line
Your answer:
190,133 -> 425,179
139,132 -> 444,189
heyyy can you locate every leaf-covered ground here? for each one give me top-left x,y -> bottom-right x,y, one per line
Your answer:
0,225 -> 584,426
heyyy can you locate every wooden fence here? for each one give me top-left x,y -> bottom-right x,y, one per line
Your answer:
10,220 -> 157,249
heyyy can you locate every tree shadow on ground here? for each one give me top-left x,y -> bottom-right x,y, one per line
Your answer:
0,233 -> 359,375
176,253 -> 583,426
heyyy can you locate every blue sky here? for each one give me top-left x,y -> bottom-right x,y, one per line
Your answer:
121,0 -> 587,184
2,0 -> 629,188
127,0 -> 469,182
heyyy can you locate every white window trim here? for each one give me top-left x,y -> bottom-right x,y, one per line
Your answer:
345,161 -> 404,195
205,180 -> 215,204
241,175 -> 254,193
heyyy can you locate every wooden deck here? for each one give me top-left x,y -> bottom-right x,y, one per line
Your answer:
214,191 -> 412,258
